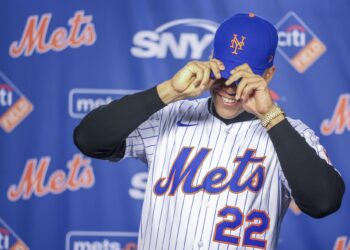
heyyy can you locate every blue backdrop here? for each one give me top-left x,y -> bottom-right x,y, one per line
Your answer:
0,1 -> 349,249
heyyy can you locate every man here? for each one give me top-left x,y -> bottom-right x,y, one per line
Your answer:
74,13 -> 344,250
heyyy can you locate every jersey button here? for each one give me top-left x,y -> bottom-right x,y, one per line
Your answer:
197,241 -> 204,248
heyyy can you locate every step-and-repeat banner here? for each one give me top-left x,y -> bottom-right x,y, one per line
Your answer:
0,1 -> 349,249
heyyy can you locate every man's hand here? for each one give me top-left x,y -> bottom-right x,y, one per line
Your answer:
157,60 -> 224,104
224,63 -> 275,118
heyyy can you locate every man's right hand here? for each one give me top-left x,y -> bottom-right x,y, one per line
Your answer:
157,60 -> 224,104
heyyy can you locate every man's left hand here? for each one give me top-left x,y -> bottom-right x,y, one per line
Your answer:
224,63 -> 274,119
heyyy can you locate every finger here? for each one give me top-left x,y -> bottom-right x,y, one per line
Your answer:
225,70 -> 256,86
188,62 -> 204,87
230,63 -> 254,74
240,82 -> 262,101
210,60 -> 221,79
211,59 -> 225,70
235,77 -> 262,100
199,64 -> 211,89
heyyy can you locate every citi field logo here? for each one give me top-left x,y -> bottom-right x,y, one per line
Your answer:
333,236 -> 350,250
69,88 -> 139,119
131,18 -> 218,59
230,34 -> 245,55
7,154 -> 95,201
65,231 -> 138,250
0,218 -> 29,250
321,94 -> 350,136
0,71 -> 33,133
276,12 -> 326,73
9,10 -> 97,58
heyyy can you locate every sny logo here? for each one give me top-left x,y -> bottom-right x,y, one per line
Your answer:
9,10 -> 97,58
321,94 -> 350,136
230,34 -> 246,55
0,71 -> 33,133
0,218 -> 29,250
131,19 -> 218,59
275,12 -> 326,73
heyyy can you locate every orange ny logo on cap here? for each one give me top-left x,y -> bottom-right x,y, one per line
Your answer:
230,34 -> 246,55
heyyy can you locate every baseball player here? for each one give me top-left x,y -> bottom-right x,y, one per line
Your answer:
74,13 -> 344,249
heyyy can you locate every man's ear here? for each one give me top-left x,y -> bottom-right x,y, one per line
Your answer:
263,66 -> 276,83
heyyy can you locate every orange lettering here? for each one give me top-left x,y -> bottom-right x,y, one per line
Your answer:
49,170 -> 67,193
333,237 -> 350,250
9,10 -> 97,58
7,154 -> 95,201
83,24 -> 97,46
321,94 -> 350,135
9,14 -> 51,57
50,28 -> 68,51
7,157 -> 50,201
68,11 -> 92,46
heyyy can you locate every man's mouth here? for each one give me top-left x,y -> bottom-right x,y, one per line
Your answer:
218,93 -> 240,106
221,95 -> 239,104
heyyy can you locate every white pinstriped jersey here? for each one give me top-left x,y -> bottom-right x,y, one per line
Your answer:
122,97 -> 331,250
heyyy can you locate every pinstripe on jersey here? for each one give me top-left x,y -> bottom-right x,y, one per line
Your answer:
122,97 -> 331,250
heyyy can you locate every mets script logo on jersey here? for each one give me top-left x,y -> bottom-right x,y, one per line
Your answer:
7,154 -> 95,201
9,10 -> 97,58
131,19 -> 218,59
154,148 -> 265,195
275,12 -> 326,73
321,94 -> 350,136
65,231 -> 138,250
230,34 -> 246,55
333,236 -> 350,250
69,88 -> 139,119
0,218 -> 29,250
0,71 -> 33,133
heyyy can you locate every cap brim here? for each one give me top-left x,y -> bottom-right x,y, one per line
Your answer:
210,57 -> 265,79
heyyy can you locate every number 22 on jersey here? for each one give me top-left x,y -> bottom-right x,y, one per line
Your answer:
214,206 -> 270,249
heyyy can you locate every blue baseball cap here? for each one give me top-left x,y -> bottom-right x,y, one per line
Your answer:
211,13 -> 278,79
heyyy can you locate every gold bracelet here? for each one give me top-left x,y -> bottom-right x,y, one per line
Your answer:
260,105 -> 285,128
266,113 -> 285,130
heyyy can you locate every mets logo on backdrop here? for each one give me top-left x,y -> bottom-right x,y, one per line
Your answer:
69,88 -> 139,119
275,12 -> 326,73
0,217 -> 29,249
9,10 -> 97,58
0,71 -> 33,133
65,231 -> 137,250
230,34 -> 246,55
321,94 -> 350,136
333,236 -> 350,250
131,18 -> 218,59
